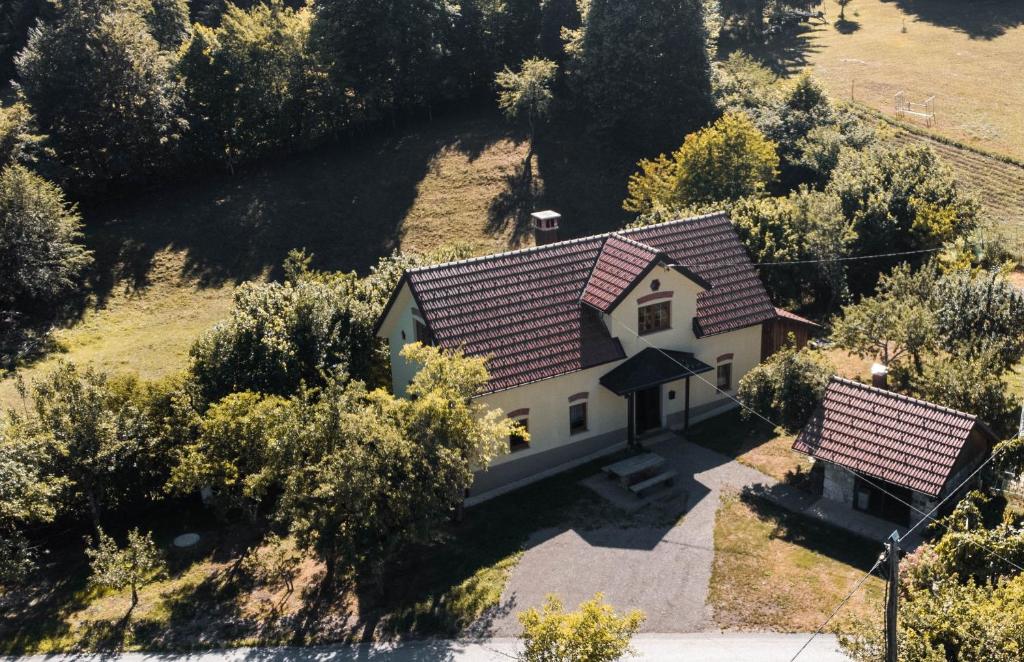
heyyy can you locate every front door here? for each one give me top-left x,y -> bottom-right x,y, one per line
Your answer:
635,386 -> 662,435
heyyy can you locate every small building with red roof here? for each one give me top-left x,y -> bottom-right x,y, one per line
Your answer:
376,211 -> 817,496
793,376 -> 998,525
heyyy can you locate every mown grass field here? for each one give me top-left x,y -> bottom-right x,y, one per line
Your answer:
0,110 -> 632,408
774,0 -> 1024,161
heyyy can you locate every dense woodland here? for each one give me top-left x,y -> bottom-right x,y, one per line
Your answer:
1,1 -> 1024,659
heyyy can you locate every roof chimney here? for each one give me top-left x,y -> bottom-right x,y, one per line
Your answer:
531,210 -> 561,246
871,363 -> 888,389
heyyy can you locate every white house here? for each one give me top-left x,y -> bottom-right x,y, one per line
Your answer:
375,211 -> 814,496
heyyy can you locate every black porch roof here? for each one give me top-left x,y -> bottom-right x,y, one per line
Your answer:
599,348 -> 713,396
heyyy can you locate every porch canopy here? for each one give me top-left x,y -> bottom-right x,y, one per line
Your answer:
600,348 -> 713,443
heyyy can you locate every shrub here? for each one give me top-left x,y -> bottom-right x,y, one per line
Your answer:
518,593 -> 645,662
737,342 -> 834,431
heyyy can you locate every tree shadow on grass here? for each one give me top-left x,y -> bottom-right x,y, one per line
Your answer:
78,109 -> 516,308
890,0 -> 1024,40
738,488 -> 883,572
834,18 -> 861,34
486,154 -> 540,246
719,22 -> 824,77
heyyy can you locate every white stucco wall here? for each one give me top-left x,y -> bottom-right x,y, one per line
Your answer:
375,282 -> 422,397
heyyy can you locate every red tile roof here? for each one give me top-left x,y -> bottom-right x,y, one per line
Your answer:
623,218 -> 777,336
398,212 -> 776,393
793,377 -> 996,497
581,235 -> 664,313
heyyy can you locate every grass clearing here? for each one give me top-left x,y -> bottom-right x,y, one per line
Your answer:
710,492 -> 885,632
0,451 -> 621,653
0,110 -> 631,408
774,0 -> 1024,161
686,410 -> 811,482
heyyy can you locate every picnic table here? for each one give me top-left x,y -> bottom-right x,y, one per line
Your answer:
603,453 -> 666,486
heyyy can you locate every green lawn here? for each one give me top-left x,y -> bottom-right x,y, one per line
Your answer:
0,110 -> 633,408
0,452 -> 623,653
710,492 -> 885,632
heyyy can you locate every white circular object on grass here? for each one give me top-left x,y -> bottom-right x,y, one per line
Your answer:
173,532 -> 201,548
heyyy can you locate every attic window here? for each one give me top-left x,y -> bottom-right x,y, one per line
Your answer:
638,301 -> 671,335
414,319 -> 435,346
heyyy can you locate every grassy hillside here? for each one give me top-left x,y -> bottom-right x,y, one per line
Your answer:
0,111 -> 632,408
750,0 -> 1024,161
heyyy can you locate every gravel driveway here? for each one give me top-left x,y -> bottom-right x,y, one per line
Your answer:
482,439 -> 773,635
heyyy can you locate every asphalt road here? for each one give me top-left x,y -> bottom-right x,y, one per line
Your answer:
5,633 -> 850,661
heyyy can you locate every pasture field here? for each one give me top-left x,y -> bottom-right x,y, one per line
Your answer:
787,0 -> 1024,161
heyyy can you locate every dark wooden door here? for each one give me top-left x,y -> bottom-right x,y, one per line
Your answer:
635,386 -> 661,434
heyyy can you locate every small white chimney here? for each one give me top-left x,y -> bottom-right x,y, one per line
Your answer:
531,210 -> 561,246
871,363 -> 889,389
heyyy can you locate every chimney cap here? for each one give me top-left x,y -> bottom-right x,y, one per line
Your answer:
530,210 -> 561,222
871,363 -> 888,376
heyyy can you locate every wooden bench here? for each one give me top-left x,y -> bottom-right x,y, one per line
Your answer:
629,470 -> 678,497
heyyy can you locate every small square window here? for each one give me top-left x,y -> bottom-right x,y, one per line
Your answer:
510,419 -> 529,452
638,302 -> 671,335
716,363 -> 732,391
569,402 -> 588,435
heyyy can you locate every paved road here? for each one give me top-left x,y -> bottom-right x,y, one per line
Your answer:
485,440 -> 773,635
5,633 -> 850,661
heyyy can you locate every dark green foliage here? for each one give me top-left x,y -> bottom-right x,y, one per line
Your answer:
0,165 -> 92,314
311,0 -> 459,119
179,1 -> 331,167
0,0 -> 44,82
15,0 -> 186,189
737,341 -> 834,431
574,0 -> 715,154
931,268 -> 1024,369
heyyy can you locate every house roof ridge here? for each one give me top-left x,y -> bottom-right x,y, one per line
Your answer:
406,210 -> 730,275
829,375 -> 978,422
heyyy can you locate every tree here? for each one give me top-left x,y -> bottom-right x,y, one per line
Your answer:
931,268 -> 1024,369
737,341 -> 834,431
573,0 -> 715,153
911,349 -> 1018,438
0,165 -> 92,314
624,112 -> 779,213
832,293 -> 937,370
86,528 -> 167,612
276,345 -> 517,584
310,0 -> 457,120
518,593 -> 645,662
241,533 -> 302,595
143,0 -> 190,50
496,57 -> 558,145
29,362 -> 155,533
0,413 -> 64,585
167,391 -> 294,519
15,0 -> 186,187
836,0 -> 851,23
178,1 -> 329,168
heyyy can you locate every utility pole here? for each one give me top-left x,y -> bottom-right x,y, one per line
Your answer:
885,530 -> 901,662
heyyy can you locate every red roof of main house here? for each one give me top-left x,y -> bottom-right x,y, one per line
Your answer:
793,377 -> 997,498
388,212 -> 777,393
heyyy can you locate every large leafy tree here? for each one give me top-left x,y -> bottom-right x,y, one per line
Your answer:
0,414 -> 64,585
179,0 -> 329,168
0,165 -> 92,315
573,0 -> 715,153
276,344 -> 516,584
15,0 -> 186,188
28,363 -> 158,533
496,57 -> 558,145
625,112 -> 779,213
311,0 -> 457,120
